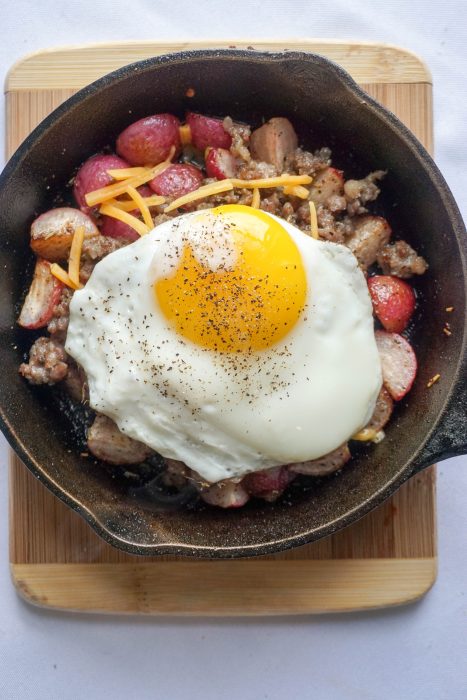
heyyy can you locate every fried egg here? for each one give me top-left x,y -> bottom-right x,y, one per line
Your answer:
65,205 -> 382,483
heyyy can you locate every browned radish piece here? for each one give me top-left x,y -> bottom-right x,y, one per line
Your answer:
63,363 -> 89,403
288,444 -> 351,477
376,240 -> 428,279
200,480 -> 249,508
186,112 -> 232,151
149,163 -> 203,198
368,275 -> 416,333
30,208 -> 98,262
309,167 -> 344,204
116,114 -> 181,166
100,214 -> 141,242
346,215 -> 392,270
87,414 -> 153,465
19,337 -> 68,385
250,117 -> 298,170
18,259 -> 63,329
242,466 -> 295,501
205,147 -> 236,180
73,154 -> 129,214
375,331 -> 417,401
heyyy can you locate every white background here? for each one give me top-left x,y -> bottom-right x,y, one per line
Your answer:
0,2 -> 466,698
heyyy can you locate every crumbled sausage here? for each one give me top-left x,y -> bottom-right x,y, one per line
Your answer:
285,147 -> 332,176
346,215 -> 392,269
47,287 -> 73,339
223,116 -> 251,162
344,170 -> 386,216
19,337 -> 68,385
288,444 -> 351,477
376,240 -> 428,278
82,234 -> 125,261
63,362 -> 89,403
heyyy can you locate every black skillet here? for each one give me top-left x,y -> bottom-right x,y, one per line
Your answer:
0,50 -> 465,557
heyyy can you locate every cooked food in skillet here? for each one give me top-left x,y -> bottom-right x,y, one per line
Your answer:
18,112 -> 427,507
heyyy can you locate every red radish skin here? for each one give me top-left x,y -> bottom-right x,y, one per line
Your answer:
149,163 -> 203,198
205,147 -> 236,179
242,466 -> 294,497
368,275 -> 416,332
375,330 -> 417,400
186,112 -> 232,150
100,215 -> 141,242
18,259 -> 63,329
116,114 -> 181,166
74,154 -> 130,214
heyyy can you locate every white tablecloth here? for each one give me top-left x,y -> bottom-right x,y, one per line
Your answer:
0,2 -> 466,698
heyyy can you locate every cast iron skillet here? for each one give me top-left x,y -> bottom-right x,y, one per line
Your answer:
0,50 -> 466,558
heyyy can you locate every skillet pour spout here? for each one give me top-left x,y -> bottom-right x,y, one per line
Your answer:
0,49 -> 466,558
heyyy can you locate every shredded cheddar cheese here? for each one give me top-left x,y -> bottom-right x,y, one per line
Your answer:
99,203 -> 150,236
125,185 -> 154,229
229,174 -> 312,189
427,374 -> 441,388
352,428 -> 378,442
164,180 -> 234,213
106,167 -> 149,180
309,201 -> 318,239
179,124 -> 192,145
50,263 -> 83,290
251,188 -> 260,209
111,194 -> 165,211
283,185 -> 310,199
68,225 -> 85,287
86,147 -> 175,208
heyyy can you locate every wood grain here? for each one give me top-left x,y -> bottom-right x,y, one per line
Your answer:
6,41 -> 437,614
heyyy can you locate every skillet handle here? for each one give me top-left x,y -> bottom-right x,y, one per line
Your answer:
410,360 -> 467,474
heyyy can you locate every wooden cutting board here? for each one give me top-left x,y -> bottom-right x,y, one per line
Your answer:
6,40 -> 436,615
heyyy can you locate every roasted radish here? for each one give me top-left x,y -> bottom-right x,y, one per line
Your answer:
309,167 -> 344,204
205,147 -> 236,179
186,112 -> 232,151
18,259 -> 63,329
201,480 -> 250,508
100,215 -> 141,242
116,114 -> 181,166
74,154 -> 129,214
375,330 -> 417,400
149,163 -> 203,198
243,466 -> 294,499
30,208 -> 98,262
368,275 -> 416,333
250,117 -> 298,170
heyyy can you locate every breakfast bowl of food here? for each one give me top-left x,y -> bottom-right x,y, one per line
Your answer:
0,49 -> 465,557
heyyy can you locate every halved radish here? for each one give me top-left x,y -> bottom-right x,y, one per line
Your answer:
368,275 -> 416,333
186,112 -> 232,150
74,154 -> 129,214
18,259 -> 63,329
242,466 -> 294,497
201,480 -> 249,508
375,330 -> 417,400
205,147 -> 236,180
30,208 -> 98,262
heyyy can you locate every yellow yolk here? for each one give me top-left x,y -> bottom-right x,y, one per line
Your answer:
155,205 -> 307,352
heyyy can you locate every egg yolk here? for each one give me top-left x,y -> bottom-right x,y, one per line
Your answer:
155,205 -> 307,352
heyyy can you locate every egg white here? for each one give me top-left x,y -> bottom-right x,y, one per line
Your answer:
65,210 -> 382,483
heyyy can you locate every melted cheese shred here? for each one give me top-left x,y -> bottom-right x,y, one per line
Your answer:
309,201 -> 319,239
99,202 -> 150,236
125,185 -> 154,229
110,195 -> 165,211
164,180 -> 234,213
68,225 -> 85,287
251,187 -> 260,209
50,263 -> 83,290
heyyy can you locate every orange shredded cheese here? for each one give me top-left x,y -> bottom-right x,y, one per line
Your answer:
427,374 -> 441,388
445,306 -> 454,312
164,180 -> 234,213
179,124 -> 192,145
229,174 -> 312,189
309,201 -> 318,239
125,185 -> 154,229
50,263 -> 83,290
106,167 -> 149,180
111,195 -> 165,211
68,225 -> 85,287
352,428 -> 378,442
283,185 -> 310,199
251,188 -> 260,209
86,147 -> 175,208
99,203 -> 150,236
